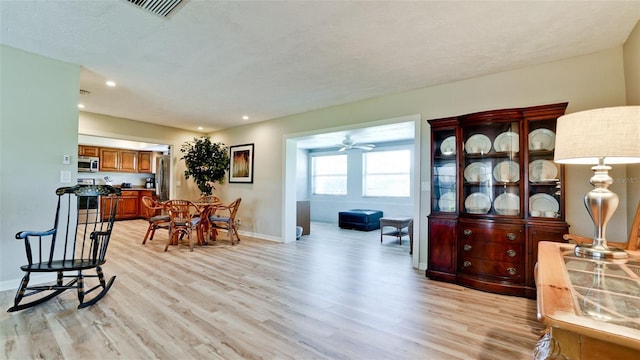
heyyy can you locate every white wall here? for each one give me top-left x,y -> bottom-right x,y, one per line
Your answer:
0,45 -> 80,289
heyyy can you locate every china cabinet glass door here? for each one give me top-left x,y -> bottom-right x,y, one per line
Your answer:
527,119 -> 563,220
462,121 -> 521,217
432,129 -> 457,213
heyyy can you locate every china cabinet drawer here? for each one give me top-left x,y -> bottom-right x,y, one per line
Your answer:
458,258 -> 523,281
459,238 -> 523,263
459,222 -> 523,244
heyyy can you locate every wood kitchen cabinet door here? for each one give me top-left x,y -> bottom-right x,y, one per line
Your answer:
78,145 -> 99,157
100,148 -> 119,171
119,150 -> 138,173
138,152 -> 152,173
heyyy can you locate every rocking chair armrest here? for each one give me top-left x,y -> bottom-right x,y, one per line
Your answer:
15,229 -> 56,239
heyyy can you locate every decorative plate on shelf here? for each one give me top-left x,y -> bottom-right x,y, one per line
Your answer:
438,192 -> 456,212
440,136 -> 456,155
528,128 -> 556,150
435,163 -> 456,184
464,134 -> 492,154
463,162 -> 491,182
494,193 -> 520,215
529,193 -> 559,213
464,192 -> 491,214
529,160 -> 558,182
493,160 -> 520,182
493,131 -> 520,153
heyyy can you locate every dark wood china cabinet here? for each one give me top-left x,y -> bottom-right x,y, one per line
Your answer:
426,103 -> 569,298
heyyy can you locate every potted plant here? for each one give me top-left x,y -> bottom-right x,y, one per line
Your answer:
180,136 -> 229,196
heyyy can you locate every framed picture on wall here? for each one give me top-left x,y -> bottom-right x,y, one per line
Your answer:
229,143 -> 254,183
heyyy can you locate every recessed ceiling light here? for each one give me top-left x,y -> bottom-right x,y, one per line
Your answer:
242,115 -> 249,120
78,103 -> 85,109
105,80 -> 116,87
197,126 -> 203,130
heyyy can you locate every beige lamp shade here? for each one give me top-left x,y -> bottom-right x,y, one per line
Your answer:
554,106 -> 640,165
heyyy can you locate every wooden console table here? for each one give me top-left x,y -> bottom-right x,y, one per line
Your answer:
535,242 -> 640,359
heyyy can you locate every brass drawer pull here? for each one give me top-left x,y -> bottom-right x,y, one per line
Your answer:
507,267 -> 517,275
463,261 -> 472,268
463,229 -> 472,236
463,244 -> 472,252
506,249 -> 516,257
506,233 -> 517,241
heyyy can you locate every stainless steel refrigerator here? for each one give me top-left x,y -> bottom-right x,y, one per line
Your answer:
155,154 -> 171,201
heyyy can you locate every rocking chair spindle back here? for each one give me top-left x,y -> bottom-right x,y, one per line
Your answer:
8,185 -> 121,312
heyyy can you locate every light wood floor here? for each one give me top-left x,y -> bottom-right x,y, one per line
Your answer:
1,220 -> 544,359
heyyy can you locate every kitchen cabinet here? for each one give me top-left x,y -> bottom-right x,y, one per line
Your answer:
138,151 -> 152,173
119,150 -> 138,173
100,148 -> 119,171
426,102 -> 569,298
102,190 -> 139,220
78,145 -> 99,157
100,148 -> 138,173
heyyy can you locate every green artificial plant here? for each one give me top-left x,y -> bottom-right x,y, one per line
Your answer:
180,136 -> 229,196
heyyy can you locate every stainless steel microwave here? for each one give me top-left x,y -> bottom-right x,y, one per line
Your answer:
78,156 -> 99,172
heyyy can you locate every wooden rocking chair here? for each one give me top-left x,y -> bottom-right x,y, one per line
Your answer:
7,185 -> 121,312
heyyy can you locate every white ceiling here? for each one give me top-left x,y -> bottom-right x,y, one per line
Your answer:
1,1 -> 639,144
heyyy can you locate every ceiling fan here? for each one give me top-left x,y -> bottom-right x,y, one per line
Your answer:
338,135 -> 375,152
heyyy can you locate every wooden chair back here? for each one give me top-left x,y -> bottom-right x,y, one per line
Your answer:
142,196 -> 163,211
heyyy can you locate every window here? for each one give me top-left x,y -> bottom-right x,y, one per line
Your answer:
312,154 -> 347,195
363,150 -> 411,197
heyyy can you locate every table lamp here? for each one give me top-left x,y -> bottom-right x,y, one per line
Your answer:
554,106 -> 640,258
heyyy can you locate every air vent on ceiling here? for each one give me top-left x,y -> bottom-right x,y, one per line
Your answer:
125,0 -> 186,18
79,89 -> 91,95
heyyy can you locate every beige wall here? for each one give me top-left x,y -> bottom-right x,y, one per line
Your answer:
624,20 -> 640,105
1,45 -> 80,288
623,20 -> 640,231
1,40 -> 636,287
211,47 -> 629,268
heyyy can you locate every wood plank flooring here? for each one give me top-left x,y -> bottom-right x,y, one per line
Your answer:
1,220 -> 544,359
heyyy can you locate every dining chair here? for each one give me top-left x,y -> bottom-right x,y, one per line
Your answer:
141,196 -> 170,244
195,195 -> 223,244
208,197 -> 242,245
164,200 -> 201,251
563,200 -> 640,250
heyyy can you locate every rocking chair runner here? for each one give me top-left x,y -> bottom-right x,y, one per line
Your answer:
8,185 -> 121,312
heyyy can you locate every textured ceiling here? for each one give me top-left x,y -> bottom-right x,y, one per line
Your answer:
1,1 -> 639,136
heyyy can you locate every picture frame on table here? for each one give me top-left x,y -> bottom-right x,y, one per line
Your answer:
229,143 -> 254,183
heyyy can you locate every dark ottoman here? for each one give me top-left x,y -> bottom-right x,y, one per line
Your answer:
338,209 -> 384,231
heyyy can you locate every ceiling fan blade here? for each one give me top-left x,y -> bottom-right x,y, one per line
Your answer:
338,146 -> 347,152
356,144 -> 375,151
